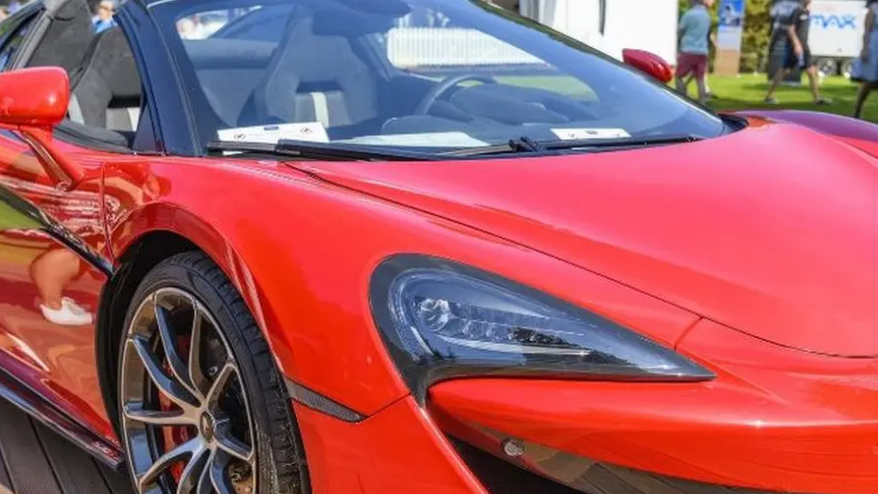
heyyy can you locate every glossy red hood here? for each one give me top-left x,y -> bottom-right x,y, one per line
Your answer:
291,121 -> 878,357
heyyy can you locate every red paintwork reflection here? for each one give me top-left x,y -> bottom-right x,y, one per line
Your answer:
0,131 -> 126,442
292,121 -> 878,358
104,155 -> 702,416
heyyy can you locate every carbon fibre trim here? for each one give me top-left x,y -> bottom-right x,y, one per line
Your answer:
285,380 -> 366,423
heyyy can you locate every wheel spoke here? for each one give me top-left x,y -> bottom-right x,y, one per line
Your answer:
155,302 -> 201,401
215,418 -> 254,463
122,287 -> 258,494
209,451 -> 236,494
176,444 -> 210,494
196,450 -> 215,494
131,336 -> 198,410
188,300 -> 209,399
206,363 -> 237,407
124,402 -> 194,426
137,437 -> 202,491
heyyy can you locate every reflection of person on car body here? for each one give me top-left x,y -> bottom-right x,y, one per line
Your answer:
1,154 -> 160,326
30,249 -> 93,326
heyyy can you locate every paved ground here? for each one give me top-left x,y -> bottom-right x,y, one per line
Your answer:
0,399 -> 133,494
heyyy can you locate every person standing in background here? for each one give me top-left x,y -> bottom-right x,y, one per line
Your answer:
853,0 -> 878,119
676,0 -> 712,104
6,0 -> 20,14
764,0 -> 829,105
686,0 -> 718,99
91,0 -> 117,34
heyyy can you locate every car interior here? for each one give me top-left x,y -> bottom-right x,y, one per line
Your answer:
176,2 -> 604,147
23,0 -> 144,151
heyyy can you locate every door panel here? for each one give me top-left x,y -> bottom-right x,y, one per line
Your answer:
0,130 -> 116,442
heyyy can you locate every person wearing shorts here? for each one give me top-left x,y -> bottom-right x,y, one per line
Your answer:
764,0 -> 830,105
676,0 -> 711,104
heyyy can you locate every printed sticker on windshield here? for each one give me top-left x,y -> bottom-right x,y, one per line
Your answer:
340,132 -> 489,148
217,122 -> 330,144
551,128 -> 631,140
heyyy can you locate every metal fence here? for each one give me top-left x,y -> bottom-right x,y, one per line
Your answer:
386,27 -> 546,68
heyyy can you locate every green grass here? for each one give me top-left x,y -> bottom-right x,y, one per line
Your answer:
699,73 -> 877,122
498,72 -> 877,123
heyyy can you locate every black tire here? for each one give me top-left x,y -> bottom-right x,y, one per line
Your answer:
117,251 -> 309,494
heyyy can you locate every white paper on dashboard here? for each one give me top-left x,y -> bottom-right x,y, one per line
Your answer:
340,132 -> 489,148
551,128 -> 631,140
217,122 -> 330,144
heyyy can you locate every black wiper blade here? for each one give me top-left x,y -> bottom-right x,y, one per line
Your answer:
206,139 -> 439,162
443,134 -> 702,158
442,136 -> 546,158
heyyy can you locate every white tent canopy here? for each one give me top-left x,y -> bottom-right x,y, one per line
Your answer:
518,0 -> 679,63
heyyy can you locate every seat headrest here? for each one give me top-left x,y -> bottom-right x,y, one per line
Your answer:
72,27 -> 141,103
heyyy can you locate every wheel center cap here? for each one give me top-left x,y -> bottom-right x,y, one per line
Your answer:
200,412 -> 215,441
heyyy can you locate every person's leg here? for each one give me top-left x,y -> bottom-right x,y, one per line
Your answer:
675,75 -> 688,95
29,248 -> 93,326
766,44 -> 795,103
805,59 -> 830,104
855,81 -> 875,119
29,248 -> 80,310
694,56 -> 708,104
676,54 -> 694,96
764,67 -> 786,103
696,75 -> 708,104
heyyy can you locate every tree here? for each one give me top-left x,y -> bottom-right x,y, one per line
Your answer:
740,0 -> 773,72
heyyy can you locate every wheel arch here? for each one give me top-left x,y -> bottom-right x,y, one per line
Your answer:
96,202 -> 277,437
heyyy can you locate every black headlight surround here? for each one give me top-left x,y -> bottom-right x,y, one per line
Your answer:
369,254 -> 714,402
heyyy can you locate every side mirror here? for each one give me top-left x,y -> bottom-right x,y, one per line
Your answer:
0,67 -> 83,188
622,49 -> 674,84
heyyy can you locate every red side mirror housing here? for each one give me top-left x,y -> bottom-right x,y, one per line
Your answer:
0,67 -> 83,189
622,49 -> 674,84
0,67 -> 69,127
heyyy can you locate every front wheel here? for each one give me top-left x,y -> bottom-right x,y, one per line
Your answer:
117,252 -> 309,494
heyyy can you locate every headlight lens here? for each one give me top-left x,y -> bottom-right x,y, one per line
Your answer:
370,256 -> 713,400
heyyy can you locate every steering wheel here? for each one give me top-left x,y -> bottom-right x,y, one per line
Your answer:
414,73 -> 497,115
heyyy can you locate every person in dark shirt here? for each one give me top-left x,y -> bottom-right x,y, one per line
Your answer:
764,0 -> 830,105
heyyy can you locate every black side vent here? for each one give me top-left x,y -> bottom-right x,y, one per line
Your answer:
448,437 -> 582,494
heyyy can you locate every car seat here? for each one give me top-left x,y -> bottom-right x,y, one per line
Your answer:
238,12 -> 379,132
67,27 -> 142,132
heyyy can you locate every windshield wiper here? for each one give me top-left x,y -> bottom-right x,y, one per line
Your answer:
206,139 -> 439,162
444,134 -> 703,158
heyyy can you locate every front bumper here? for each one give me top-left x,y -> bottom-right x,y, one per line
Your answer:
294,319 -> 878,494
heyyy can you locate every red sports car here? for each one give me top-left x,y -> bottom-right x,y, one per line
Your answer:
0,0 -> 877,493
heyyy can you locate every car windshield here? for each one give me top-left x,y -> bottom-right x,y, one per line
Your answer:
150,0 -> 726,154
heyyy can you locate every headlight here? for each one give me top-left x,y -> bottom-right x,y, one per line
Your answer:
370,255 -> 714,400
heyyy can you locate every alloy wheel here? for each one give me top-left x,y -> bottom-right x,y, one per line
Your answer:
120,287 -> 257,494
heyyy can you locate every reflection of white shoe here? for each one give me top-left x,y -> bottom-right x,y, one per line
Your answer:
40,298 -> 93,326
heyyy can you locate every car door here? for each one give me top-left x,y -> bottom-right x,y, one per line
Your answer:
0,0 -> 146,445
